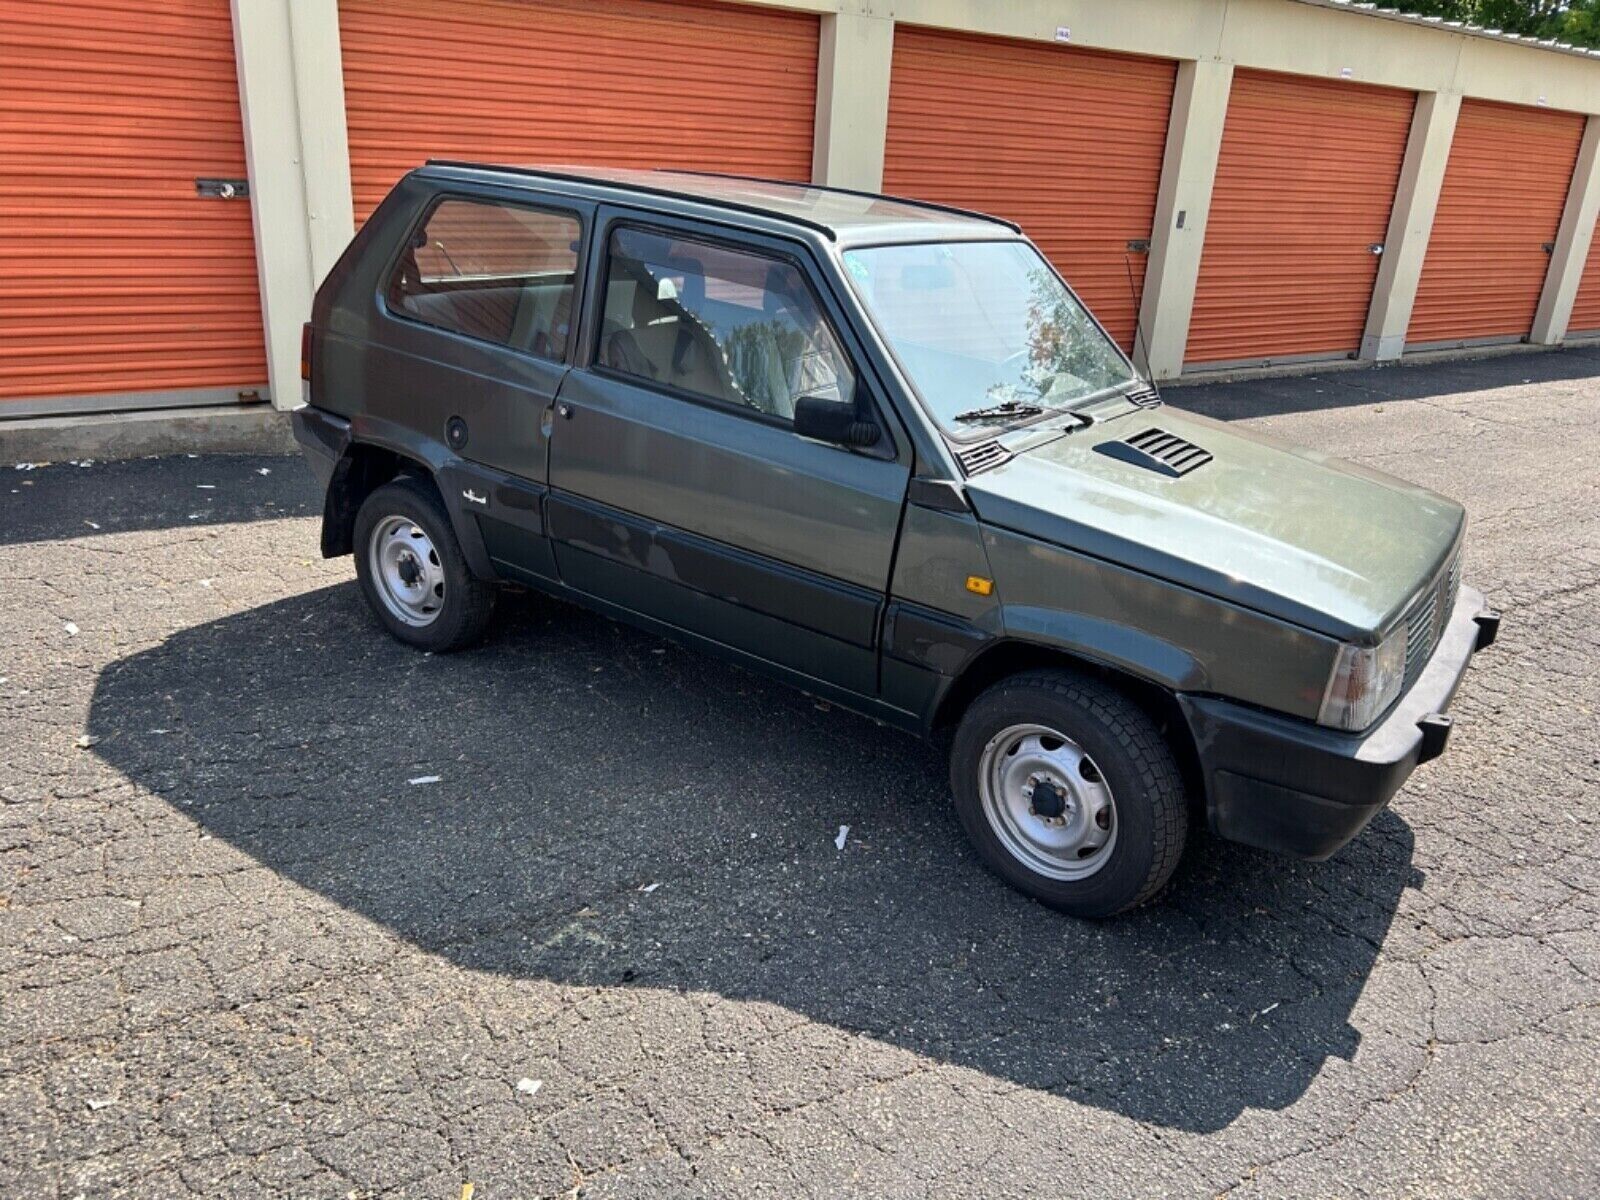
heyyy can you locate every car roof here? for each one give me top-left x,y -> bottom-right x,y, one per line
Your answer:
414,162 -> 1021,247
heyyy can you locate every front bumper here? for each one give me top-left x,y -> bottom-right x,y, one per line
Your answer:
1178,585 -> 1499,860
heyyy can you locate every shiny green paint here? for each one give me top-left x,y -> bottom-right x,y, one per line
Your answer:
966,403 -> 1465,645
979,524 -> 1340,722
889,503 -> 1005,626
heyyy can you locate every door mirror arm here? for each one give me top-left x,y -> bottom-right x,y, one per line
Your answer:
792,394 -> 880,448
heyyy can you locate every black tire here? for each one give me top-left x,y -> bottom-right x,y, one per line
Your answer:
949,669 -> 1188,918
352,475 -> 495,653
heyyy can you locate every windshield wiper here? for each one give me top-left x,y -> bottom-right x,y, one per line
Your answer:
951,400 -> 1047,425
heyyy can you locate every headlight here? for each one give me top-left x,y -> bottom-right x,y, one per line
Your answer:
1318,628 -> 1406,731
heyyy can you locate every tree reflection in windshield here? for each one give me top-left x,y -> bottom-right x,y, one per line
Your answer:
1021,265 -> 1131,404
842,241 -> 1135,433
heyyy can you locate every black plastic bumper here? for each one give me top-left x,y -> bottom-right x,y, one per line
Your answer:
290,405 -> 350,491
1178,586 -> 1498,860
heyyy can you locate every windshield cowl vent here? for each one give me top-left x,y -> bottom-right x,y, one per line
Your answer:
1095,427 -> 1212,478
956,440 -> 1012,476
1125,383 -> 1162,409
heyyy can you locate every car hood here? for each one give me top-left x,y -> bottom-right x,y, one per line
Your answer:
964,405 -> 1465,642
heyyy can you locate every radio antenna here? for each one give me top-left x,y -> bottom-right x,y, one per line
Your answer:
1125,250 -> 1161,399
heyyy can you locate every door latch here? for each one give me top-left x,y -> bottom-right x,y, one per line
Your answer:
1368,243 -> 1385,256
557,403 -> 573,419
195,178 -> 249,199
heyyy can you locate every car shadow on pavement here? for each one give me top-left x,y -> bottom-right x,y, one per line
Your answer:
87,582 -> 1420,1134
0,453 -> 309,547
1170,341 -> 1600,422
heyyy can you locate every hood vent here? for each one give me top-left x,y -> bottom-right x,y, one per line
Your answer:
956,439 -> 1012,476
1095,427 -> 1212,478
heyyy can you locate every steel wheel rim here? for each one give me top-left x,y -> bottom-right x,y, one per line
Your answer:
977,723 -> 1117,881
369,515 -> 446,627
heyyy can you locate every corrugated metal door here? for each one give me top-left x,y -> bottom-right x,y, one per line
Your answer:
1569,238 -> 1600,337
0,0 -> 266,414
1408,98 -> 1586,349
340,0 -> 818,224
1185,70 -> 1415,369
882,26 -> 1175,351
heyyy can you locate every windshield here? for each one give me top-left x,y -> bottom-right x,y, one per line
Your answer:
841,240 -> 1136,434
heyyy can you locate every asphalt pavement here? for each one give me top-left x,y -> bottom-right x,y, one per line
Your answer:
2,345 -> 1598,1198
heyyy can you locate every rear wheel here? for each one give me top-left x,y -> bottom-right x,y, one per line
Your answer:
353,476 -> 494,652
950,669 -> 1188,918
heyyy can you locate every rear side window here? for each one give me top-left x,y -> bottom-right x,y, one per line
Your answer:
388,198 -> 581,360
596,227 -> 855,421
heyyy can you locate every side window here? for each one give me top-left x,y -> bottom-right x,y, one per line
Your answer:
388,198 -> 581,360
596,227 -> 856,421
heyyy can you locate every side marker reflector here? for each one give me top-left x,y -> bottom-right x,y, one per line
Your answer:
965,576 -> 994,596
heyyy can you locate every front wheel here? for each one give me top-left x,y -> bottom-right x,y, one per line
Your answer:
352,476 -> 495,652
950,670 -> 1189,918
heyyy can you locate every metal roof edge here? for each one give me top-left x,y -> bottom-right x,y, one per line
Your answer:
1285,0 -> 1600,61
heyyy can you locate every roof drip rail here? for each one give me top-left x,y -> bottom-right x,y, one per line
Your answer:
421,160 -> 840,241
659,167 -> 1024,234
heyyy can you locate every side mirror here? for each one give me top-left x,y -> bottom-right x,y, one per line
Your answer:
793,394 -> 879,448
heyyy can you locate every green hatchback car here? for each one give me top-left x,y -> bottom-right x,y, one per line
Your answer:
294,164 -> 1499,917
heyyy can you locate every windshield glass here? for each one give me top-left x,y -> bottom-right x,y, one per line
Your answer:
841,240 -> 1136,434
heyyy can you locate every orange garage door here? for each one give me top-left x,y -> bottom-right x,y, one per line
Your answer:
1186,70 -> 1414,368
0,0 -> 266,413
340,0 -> 818,224
1408,99 -> 1586,348
1569,235 -> 1600,338
882,26 -> 1175,351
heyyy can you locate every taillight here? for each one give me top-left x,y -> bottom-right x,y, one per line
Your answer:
300,322 -> 312,382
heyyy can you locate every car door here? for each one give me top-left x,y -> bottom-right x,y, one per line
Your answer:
545,212 -> 911,699
371,190 -> 591,581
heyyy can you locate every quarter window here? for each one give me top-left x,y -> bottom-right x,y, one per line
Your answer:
388,198 -> 581,360
597,227 -> 855,420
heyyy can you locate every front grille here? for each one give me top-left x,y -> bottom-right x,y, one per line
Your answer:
1403,547 -> 1462,684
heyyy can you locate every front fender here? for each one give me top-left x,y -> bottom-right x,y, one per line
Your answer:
978,524 -> 1337,723
997,604 -> 1207,693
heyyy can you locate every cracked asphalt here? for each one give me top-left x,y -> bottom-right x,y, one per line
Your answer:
3,346 -> 1599,1198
